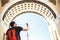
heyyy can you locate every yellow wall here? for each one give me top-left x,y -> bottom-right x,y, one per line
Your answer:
56,0 -> 60,15
0,0 -> 2,13
0,26 -> 5,40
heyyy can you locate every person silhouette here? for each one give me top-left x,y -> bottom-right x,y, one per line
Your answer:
6,21 -> 29,40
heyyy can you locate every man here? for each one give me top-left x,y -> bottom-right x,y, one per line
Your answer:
6,21 -> 29,40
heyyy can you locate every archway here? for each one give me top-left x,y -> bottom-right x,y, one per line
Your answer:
0,0 -> 59,40
13,13 -> 51,40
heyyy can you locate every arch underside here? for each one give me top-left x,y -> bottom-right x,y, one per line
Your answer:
2,1 -> 57,26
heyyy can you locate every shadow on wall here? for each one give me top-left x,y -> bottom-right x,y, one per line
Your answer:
1,0 -> 9,6
49,0 -> 56,5
58,0 -> 60,6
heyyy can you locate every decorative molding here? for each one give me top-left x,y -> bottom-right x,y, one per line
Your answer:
22,0 -> 36,1
55,16 -> 60,23
49,0 -> 56,5
2,1 -> 57,21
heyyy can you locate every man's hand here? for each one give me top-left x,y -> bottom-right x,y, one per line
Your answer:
23,23 -> 29,31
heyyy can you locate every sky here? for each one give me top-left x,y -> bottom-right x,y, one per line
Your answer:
13,13 -> 51,40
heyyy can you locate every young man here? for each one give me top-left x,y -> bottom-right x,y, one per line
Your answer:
6,21 -> 29,40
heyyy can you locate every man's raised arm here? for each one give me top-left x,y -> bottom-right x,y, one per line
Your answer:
23,23 -> 29,31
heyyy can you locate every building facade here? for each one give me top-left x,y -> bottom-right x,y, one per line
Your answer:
0,0 -> 60,40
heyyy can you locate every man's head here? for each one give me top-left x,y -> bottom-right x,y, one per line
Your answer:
10,21 -> 17,28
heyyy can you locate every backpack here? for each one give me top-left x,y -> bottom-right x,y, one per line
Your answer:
7,29 -> 17,40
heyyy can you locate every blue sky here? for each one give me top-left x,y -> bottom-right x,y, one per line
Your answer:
13,13 -> 51,40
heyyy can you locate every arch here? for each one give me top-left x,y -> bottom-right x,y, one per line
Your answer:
0,0 -> 59,40
1,1 -> 57,26
2,1 -> 56,20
